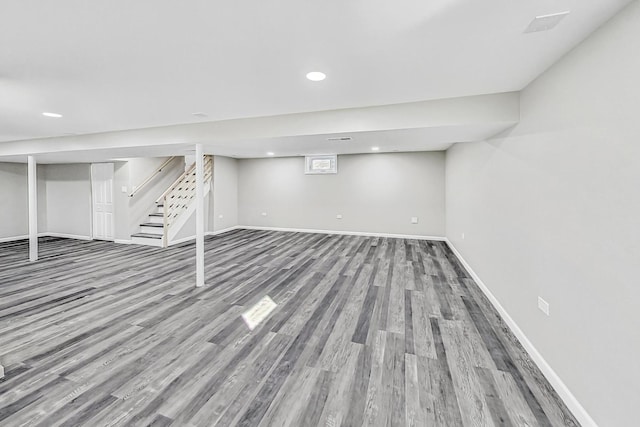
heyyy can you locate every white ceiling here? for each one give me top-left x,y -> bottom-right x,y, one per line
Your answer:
0,0 -> 631,147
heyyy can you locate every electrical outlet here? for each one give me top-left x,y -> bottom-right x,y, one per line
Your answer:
121,186 -> 128,193
411,217 -> 419,224
462,232 -> 465,240
336,214 -> 342,219
261,212 -> 268,217
538,297 -> 550,316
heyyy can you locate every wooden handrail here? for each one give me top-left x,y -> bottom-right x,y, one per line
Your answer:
129,156 -> 177,198
156,161 -> 196,203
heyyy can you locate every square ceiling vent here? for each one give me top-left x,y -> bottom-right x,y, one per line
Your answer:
524,11 -> 570,33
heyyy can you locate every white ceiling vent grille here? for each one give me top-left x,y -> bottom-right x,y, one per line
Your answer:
524,11 -> 570,33
327,136 -> 352,142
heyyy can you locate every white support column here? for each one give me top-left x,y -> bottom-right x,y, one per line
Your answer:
28,155 -> 38,262
195,144 -> 205,287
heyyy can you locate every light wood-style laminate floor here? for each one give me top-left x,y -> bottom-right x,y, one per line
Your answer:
0,230 -> 579,426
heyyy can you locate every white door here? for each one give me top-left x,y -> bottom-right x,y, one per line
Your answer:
91,163 -> 115,241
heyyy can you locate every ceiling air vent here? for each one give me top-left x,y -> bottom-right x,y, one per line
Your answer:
327,136 -> 352,142
524,11 -> 570,33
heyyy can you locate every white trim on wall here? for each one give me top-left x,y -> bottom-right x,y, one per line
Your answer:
445,239 -> 597,427
166,226 -> 243,247
0,235 -> 28,243
238,225 -> 447,241
115,225 -> 443,247
168,235 -> 198,246
207,226 -> 242,236
0,233 -> 94,243
39,232 -> 92,241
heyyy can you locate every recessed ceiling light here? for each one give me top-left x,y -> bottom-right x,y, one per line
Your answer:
267,152 -> 275,156
42,112 -> 62,118
306,71 -> 326,82
371,147 -> 380,151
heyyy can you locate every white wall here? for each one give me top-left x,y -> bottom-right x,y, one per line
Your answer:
169,155 -> 238,242
0,158 -> 186,243
125,157 -> 184,239
0,163 -> 28,240
42,164 -> 92,238
37,165 -> 47,233
238,152 -> 445,237
113,161 -> 130,241
0,163 -> 56,240
211,156 -> 238,232
445,2 -> 640,425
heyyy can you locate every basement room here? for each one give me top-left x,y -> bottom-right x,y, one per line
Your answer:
0,1 -> 638,426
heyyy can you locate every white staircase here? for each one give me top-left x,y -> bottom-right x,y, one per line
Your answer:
131,155 -> 213,247
131,206 -> 166,247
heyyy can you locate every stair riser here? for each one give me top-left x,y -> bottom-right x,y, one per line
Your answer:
140,225 -> 164,235
148,216 -> 164,224
131,236 -> 164,247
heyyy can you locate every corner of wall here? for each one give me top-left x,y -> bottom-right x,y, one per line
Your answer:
445,238 -> 598,427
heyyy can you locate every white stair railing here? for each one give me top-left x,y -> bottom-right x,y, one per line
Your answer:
155,156 -> 213,247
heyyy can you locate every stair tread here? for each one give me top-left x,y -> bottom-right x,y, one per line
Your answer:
140,222 -> 164,227
132,233 -> 163,239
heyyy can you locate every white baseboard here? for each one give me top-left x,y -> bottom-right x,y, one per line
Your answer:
168,235 -> 196,246
39,232 -> 92,241
125,225 -> 438,248
445,239 -> 597,427
114,239 -> 132,245
238,225 -> 446,241
166,226 -> 242,247
0,233 -> 92,243
0,235 -> 28,243
207,226 -> 242,236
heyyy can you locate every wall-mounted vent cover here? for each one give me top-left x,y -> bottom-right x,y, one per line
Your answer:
327,136 -> 352,142
524,11 -> 570,33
